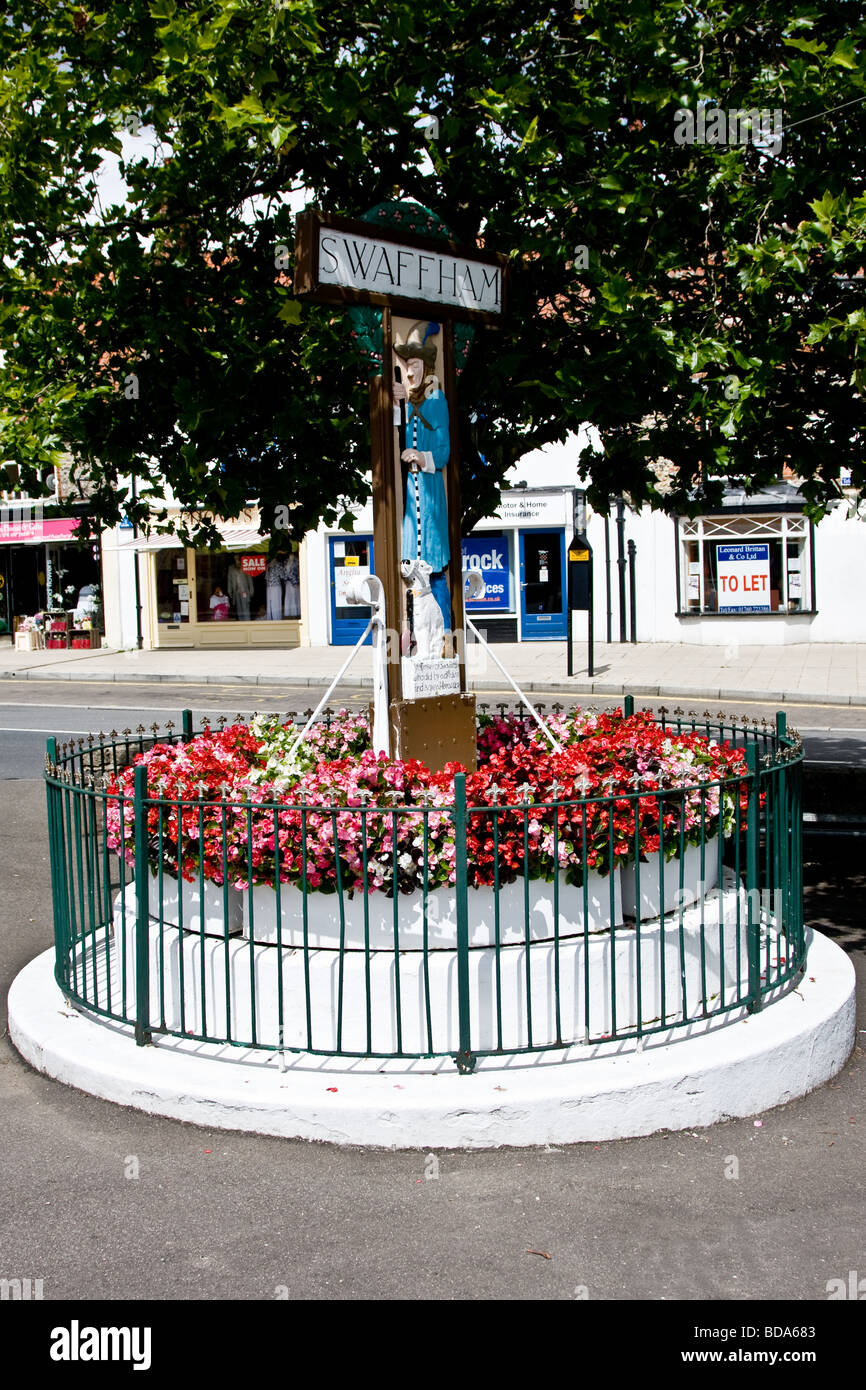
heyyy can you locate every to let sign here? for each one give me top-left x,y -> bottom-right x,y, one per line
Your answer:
716,542 -> 772,613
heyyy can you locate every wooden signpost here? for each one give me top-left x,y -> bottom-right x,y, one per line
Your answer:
294,208 -> 509,768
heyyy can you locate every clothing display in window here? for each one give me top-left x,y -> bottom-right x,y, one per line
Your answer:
282,553 -> 300,618
209,589 -> 230,620
265,558 -> 285,620
226,561 -> 255,621
265,555 -> 298,620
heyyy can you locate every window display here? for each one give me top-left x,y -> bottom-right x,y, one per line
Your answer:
678,514 -> 813,615
195,547 -> 299,622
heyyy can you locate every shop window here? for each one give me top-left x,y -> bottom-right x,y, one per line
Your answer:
195,547 -> 298,623
679,514 -> 813,615
462,532 -> 514,614
46,543 -> 101,625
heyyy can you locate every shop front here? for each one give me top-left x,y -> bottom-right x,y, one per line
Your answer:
577,481 -> 833,646
309,487 -> 572,646
0,508 -> 103,647
108,513 -> 304,649
675,509 -> 814,619
464,489 -> 571,642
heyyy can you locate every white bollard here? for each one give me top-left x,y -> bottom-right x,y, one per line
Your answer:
346,574 -> 389,757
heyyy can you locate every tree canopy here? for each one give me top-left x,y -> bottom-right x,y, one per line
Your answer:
0,0 -> 864,539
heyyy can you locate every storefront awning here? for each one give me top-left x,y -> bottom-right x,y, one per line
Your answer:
111,522 -> 268,553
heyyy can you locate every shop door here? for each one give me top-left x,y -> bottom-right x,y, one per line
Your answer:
519,529 -> 566,639
0,551 -> 9,632
329,535 -> 375,645
10,547 -> 43,622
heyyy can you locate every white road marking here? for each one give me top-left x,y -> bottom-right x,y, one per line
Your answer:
0,726 -> 105,735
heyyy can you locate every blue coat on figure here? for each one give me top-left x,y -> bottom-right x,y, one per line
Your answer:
401,389 -> 450,573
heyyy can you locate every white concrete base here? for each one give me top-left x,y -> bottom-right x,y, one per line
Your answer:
143,870 -> 243,937
8,929 -> 855,1148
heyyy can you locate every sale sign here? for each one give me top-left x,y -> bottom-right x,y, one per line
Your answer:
716,543 -> 771,613
240,554 -> 266,576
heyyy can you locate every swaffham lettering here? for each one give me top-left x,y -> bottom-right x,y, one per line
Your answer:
319,234 -> 340,275
439,259 -> 458,297
373,246 -> 395,285
318,229 -> 502,313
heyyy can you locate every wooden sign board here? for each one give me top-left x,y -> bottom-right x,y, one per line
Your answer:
295,211 -> 508,324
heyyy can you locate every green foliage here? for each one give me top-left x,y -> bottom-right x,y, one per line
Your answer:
0,0 -> 864,537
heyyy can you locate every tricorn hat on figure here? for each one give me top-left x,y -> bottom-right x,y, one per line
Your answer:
394,320 -> 440,369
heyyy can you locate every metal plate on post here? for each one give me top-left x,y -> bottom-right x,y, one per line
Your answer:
390,693 -> 477,773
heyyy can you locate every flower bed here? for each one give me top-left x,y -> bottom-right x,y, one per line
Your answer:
105,708 -> 750,912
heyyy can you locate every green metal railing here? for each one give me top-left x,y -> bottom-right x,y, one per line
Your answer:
45,705 -> 805,1072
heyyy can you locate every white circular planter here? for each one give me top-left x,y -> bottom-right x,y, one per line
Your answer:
111,869 -> 754,1055
621,842 -> 721,921
241,869 -> 623,950
142,869 -> 243,938
8,927 -> 855,1147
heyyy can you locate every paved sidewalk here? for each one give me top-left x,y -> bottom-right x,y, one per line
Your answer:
1,639 -> 865,705
0,639 -> 861,706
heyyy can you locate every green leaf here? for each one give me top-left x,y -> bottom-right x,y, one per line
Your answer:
277,301 -> 303,325
829,38 -> 859,69
781,36 -> 826,56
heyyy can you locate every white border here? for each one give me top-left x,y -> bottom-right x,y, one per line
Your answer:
8,931 -> 854,1148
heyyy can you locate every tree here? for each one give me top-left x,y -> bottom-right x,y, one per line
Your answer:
0,0 -> 864,540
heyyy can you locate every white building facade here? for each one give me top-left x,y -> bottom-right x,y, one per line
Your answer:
304,430 -> 866,648
99,433 -> 866,651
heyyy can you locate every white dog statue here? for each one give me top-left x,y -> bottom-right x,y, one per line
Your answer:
401,557 -> 444,660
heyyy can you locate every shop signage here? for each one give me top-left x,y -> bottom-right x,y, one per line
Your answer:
0,518 -> 40,542
0,514 -> 81,544
240,555 -> 266,576
461,536 -> 511,612
716,542 -> 771,613
494,492 -> 567,526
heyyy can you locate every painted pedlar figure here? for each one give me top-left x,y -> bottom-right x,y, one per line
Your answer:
393,323 -> 451,626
